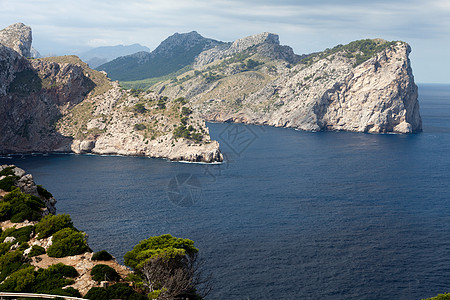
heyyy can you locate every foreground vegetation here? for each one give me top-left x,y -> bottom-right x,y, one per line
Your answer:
0,165 -> 207,299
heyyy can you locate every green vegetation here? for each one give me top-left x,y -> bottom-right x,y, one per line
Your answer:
28,245 -> 46,257
0,263 -> 79,296
91,264 -> 121,282
92,250 -> 114,261
0,225 -> 34,243
47,227 -> 90,258
173,124 -> 203,143
0,176 -> 17,192
0,188 -> 45,222
133,103 -> 147,114
35,214 -> 74,239
0,166 -> 15,177
37,184 -> 53,199
134,123 -> 147,131
424,293 -> 450,300
299,39 -> 399,67
124,234 -> 204,299
84,283 -> 147,300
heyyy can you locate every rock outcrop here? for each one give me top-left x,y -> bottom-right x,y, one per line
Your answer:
0,23 -> 32,57
156,37 -> 422,134
0,23 -> 223,163
194,32 -> 301,67
0,165 -> 56,215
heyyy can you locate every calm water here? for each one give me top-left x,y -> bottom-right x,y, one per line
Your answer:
2,84 -> 450,299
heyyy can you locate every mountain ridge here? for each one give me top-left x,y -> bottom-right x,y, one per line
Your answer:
97,31 -> 224,81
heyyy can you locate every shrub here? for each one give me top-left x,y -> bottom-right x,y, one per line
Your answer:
181,106 -> 192,116
0,250 -> 24,281
47,228 -> 90,258
37,185 -> 53,199
0,265 -> 35,292
133,103 -> 147,113
0,202 -> 12,221
92,250 -> 114,261
0,166 -> 15,176
134,123 -> 146,131
0,176 -> 17,192
29,245 -> 46,257
91,264 -> 121,282
8,225 -> 34,243
33,263 -> 78,293
35,214 -> 74,239
0,241 -> 13,256
84,284 -> 146,300
2,188 -> 45,222
84,286 -> 110,300
48,287 -> 82,298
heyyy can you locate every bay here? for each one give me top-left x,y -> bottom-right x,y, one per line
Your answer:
2,84 -> 450,299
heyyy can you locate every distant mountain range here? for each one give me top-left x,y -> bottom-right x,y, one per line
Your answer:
96,31 -> 225,81
79,44 -> 150,68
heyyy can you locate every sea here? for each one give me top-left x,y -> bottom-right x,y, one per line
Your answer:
1,83 -> 450,299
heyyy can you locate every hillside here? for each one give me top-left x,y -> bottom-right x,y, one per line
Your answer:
149,35 -> 422,133
79,43 -> 151,68
0,23 -> 222,163
97,31 -> 225,81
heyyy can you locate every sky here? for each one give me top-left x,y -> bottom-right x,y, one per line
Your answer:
0,0 -> 449,83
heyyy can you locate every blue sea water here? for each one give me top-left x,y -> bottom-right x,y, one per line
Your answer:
2,84 -> 450,299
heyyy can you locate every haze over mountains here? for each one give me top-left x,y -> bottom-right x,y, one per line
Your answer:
79,44 -> 150,68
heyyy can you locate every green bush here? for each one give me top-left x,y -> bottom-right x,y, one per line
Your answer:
424,293 -> 450,300
0,241 -> 13,256
0,250 -> 25,281
181,106 -> 192,116
35,214 -> 74,239
124,234 -> 198,270
133,103 -> 147,114
84,283 -> 146,300
29,245 -> 46,257
84,286 -> 110,299
6,225 -> 34,243
47,228 -> 90,258
0,176 -> 17,192
0,265 -> 35,292
92,250 -> 114,261
134,123 -> 147,131
34,263 -> 78,292
37,185 -> 53,199
91,264 -> 121,282
0,167 -> 15,177
0,202 -> 12,220
1,188 -> 45,222
48,287 -> 82,298
0,262 -> 80,294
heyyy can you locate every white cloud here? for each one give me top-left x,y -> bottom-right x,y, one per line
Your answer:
0,0 -> 448,82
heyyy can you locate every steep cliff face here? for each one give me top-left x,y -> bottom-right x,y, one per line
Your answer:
194,32 -> 300,67
0,24 -> 222,162
0,23 -> 32,57
155,37 -> 421,134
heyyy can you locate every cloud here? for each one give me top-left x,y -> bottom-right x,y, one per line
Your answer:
0,0 -> 448,82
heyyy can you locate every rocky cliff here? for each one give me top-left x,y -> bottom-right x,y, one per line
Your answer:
154,36 -> 422,133
0,24 -> 222,162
